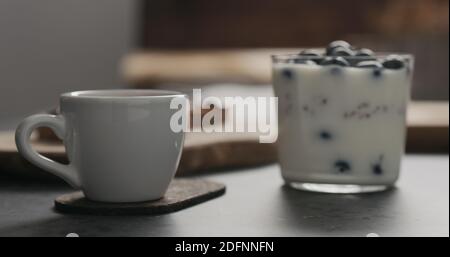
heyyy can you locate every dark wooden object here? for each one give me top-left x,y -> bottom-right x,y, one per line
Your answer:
141,0 -> 448,49
54,179 -> 225,215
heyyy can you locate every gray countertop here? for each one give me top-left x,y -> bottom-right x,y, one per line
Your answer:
0,154 -> 448,237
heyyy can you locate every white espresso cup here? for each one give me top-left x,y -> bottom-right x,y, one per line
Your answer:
15,90 -> 186,203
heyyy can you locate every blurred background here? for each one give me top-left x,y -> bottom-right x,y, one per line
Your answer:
0,0 -> 448,180
1,0 -> 449,129
0,0 -> 137,128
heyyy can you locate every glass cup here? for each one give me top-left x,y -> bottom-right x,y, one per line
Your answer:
272,53 -> 414,193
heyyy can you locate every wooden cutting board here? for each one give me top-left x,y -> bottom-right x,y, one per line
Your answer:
0,130 -> 276,181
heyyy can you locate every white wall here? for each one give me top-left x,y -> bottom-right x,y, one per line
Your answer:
0,0 -> 138,129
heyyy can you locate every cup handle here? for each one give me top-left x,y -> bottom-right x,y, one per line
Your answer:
15,114 -> 81,189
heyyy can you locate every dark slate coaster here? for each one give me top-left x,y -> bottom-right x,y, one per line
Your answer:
54,179 -> 225,215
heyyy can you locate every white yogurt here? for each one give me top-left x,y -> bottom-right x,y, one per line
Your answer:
273,58 -> 413,191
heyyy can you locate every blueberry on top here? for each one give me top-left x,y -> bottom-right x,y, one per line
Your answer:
382,55 -> 405,69
356,60 -> 383,69
294,59 -> 317,65
320,56 -> 350,67
311,57 -> 325,65
298,49 -> 322,57
329,46 -> 354,57
355,48 -> 374,57
326,40 -> 351,55
334,160 -> 351,173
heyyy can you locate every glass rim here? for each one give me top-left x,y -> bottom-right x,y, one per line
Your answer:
272,52 -> 414,61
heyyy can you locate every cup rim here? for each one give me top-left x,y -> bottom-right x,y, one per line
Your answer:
61,89 -> 186,100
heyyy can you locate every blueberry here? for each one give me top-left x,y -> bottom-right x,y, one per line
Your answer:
373,69 -> 383,78
334,160 -> 351,173
357,102 -> 370,109
329,46 -> 354,56
382,55 -> 405,69
372,164 -> 383,175
326,40 -> 351,55
319,130 -> 333,141
330,67 -> 343,75
299,49 -> 323,57
320,57 -> 350,67
281,69 -> 293,79
356,61 -> 383,78
328,40 -> 351,49
311,58 -> 325,65
356,60 -> 383,69
355,48 -> 374,57
293,59 -> 317,65
372,155 -> 384,175
298,49 -> 323,64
